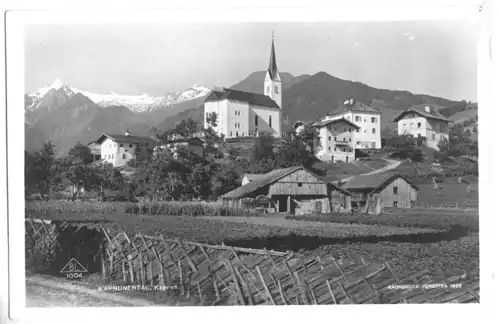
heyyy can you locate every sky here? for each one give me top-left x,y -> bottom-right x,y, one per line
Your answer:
24,21 -> 478,101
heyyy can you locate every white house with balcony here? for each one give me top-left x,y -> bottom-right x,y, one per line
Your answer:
94,130 -> 153,167
318,97 -> 382,150
313,117 -> 360,163
204,36 -> 282,139
393,104 -> 451,150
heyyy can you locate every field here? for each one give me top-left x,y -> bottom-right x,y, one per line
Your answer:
25,200 -> 479,280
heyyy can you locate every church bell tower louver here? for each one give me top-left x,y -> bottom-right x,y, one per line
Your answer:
264,33 -> 282,110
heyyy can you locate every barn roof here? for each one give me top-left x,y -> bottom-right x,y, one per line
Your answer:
222,166 -> 351,199
393,104 -> 451,123
342,171 -> 419,193
205,88 -> 280,109
243,173 -> 264,182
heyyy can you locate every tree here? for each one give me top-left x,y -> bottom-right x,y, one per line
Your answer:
68,142 -> 94,164
251,134 -> 276,162
59,155 -> 93,199
89,162 -> 124,201
27,141 -> 60,199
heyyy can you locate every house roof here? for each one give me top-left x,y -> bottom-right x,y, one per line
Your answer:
95,133 -> 153,145
393,104 -> 451,123
342,171 -> 419,193
165,137 -> 205,145
222,166 -> 351,199
343,101 -> 381,114
313,116 -> 361,129
204,88 -> 280,109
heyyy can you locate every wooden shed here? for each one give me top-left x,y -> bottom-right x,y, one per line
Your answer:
221,166 -> 352,214
342,172 -> 418,209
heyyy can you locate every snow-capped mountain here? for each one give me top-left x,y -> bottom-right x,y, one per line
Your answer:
25,79 -> 212,113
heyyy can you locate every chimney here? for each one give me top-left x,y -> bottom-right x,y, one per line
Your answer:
424,106 -> 431,113
125,129 -> 130,136
349,98 -> 354,105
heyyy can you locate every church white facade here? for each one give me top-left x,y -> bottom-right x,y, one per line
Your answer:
204,37 -> 282,138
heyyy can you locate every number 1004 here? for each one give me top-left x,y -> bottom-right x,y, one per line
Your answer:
66,273 -> 83,279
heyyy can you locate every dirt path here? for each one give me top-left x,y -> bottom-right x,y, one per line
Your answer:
26,275 -> 155,307
340,158 -> 401,183
26,282 -> 132,307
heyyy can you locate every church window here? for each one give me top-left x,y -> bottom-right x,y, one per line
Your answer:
255,116 -> 258,126
275,86 -> 279,94
269,116 -> 272,127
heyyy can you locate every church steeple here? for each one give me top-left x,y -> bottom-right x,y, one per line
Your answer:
268,33 -> 279,80
264,33 -> 282,109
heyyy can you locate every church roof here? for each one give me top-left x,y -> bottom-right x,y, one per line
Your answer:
268,37 -> 279,80
204,88 -> 280,109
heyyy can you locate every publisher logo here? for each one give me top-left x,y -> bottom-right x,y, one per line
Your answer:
60,258 -> 88,280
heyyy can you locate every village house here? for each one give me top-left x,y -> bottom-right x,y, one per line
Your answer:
313,117 -> 360,163
94,130 -> 153,167
341,172 -> 419,209
204,36 -> 282,139
319,97 -> 382,150
153,137 -> 205,159
393,104 -> 451,150
221,166 -> 352,214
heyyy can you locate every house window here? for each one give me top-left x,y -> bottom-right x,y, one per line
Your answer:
112,154 -> 114,159
393,187 -> 398,194
343,138 -> 347,142
344,128 -> 347,132
418,122 -> 421,128
349,138 -> 352,142
334,147 -> 337,151
298,182 -> 302,187
357,141 -> 360,145
393,201 -> 398,207
269,116 -> 272,127
372,128 -> 376,134
355,116 -> 360,122
328,146 -> 331,151
349,128 -> 352,132
120,144 -> 123,147
432,133 -> 436,140
122,154 -> 126,159
255,116 -> 258,126
334,136 -> 337,141
357,129 -> 360,132
371,117 -> 377,123
275,86 -> 279,94
328,136 -> 331,141
230,131 -> 233,137
236,131 -> 239,137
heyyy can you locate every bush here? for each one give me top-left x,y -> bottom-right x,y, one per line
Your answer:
123,201 -> 260,217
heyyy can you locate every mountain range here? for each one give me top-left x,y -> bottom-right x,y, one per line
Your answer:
24,72 -> 474,154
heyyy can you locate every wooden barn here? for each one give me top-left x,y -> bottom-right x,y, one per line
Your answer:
342,172 -> 419,209
221,166 -> 352,214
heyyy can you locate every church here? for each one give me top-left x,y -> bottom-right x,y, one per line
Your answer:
204,37 -> 282,138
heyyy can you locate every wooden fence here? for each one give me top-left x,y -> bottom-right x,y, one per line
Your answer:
25,218 -> 480,305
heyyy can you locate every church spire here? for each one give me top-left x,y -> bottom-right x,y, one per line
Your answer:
268,33 -> 279,80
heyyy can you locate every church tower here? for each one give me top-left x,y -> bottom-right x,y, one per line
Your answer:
264,34 -> 282,109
